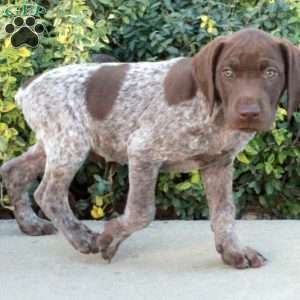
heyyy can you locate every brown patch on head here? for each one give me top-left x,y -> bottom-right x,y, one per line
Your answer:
22,74 -> 41,89
86,64 -> 129,120
164,58 -> 197,105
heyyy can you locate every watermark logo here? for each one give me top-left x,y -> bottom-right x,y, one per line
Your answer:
3,1 -> 46,48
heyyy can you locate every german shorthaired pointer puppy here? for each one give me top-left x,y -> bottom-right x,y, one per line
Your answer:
1,29 -> 300,268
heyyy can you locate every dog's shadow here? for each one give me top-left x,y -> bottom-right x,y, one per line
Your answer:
56,228 -> 227,273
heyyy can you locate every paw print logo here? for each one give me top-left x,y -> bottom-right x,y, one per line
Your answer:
5,16 -> 44,48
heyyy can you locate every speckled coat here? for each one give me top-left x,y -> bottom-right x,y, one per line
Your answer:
16,61 -> 252,166
4,28 -> 299,269
4,59 -> 254,265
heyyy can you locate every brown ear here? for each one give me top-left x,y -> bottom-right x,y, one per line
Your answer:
279,39 -> 300,120
192,36 -> 227,115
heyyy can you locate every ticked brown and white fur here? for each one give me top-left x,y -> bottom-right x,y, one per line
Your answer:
1,29 -> 300,268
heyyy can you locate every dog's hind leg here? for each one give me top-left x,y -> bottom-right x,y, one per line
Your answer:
0,142 -> 57,235
34,135 -> 101,254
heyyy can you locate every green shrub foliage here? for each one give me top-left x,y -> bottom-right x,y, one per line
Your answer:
0,0 -> 300,219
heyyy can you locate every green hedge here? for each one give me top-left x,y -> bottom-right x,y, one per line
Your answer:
0,0 -> 300,220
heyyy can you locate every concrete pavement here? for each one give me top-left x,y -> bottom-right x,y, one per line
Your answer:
0,220 -> 300,300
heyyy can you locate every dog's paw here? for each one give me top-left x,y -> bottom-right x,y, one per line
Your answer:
96,233 -> 121,262
218,244 -> 267,269
18,217 -> 57,236
67,224 -> 101,254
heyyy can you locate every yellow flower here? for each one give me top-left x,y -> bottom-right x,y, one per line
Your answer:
18,47 -> 31,58
200,15 -> 209,28
200,15 -> 209,23
91,209 -> 98,219
91,205 -> 104,219
207,26 -> 214,33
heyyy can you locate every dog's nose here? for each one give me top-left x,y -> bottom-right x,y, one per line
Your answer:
238,103 -> 260,120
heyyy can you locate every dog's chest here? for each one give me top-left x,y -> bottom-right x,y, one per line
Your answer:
129,96 -> 254,163
160,124 -> 253,172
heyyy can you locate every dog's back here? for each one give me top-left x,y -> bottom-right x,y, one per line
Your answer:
15,59 -> 187,162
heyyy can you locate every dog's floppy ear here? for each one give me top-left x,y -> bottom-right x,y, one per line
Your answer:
192,36 -> 227,115
279,39 -> 300,120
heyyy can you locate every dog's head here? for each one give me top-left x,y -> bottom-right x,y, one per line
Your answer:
192,28 -> 300,132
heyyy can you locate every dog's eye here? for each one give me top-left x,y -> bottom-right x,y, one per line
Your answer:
222,68 -> 234,79
264,68 -> 278,79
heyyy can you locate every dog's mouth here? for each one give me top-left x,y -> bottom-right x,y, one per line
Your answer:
228,121 -> 270,133
237,127 -> 257,133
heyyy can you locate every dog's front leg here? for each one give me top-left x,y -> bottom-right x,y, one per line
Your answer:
97,157 -> 161,261
201,161 -> 266,269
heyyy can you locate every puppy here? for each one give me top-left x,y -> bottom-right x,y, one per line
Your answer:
1,28 -> 300,268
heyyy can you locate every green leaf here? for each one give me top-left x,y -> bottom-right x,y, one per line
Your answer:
259,196 -> 267,207
0,101 -> 16,113
191,171 -> 201,184
176,181 -> 192,191
265,162 -> 273,175
244,144 -> 258,155
237,152 -> 250,164
272,128 -> 287,146
0,136 -> 8,152
278,151 -> 287,164
163,182 -> 169,193
265,182 -> 274,196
